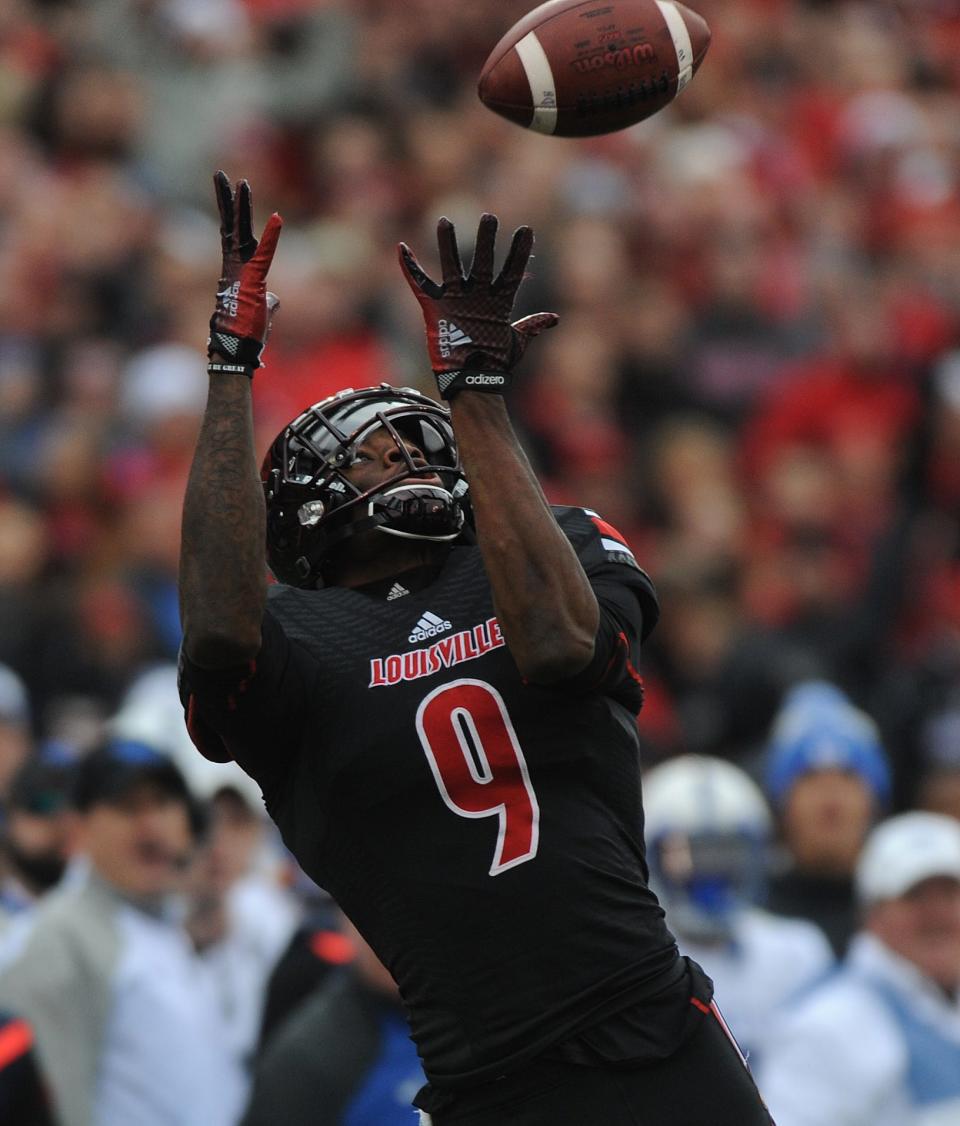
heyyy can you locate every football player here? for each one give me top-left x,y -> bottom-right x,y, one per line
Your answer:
178,172 -> 774,1125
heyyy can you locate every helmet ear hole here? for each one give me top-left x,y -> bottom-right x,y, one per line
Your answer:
261,385 -> 471,588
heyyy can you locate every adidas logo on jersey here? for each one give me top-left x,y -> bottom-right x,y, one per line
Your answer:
386,582 -> 409,601
437,319 -> 473,358
409,610 -> 452,643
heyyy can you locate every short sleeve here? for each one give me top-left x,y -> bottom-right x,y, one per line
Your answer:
555,507 -> 659,640
547,507 -> 660,712
178,609 -> 320,801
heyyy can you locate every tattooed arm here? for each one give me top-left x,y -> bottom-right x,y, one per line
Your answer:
179,173 -> 282,669
179,368 -> 265,667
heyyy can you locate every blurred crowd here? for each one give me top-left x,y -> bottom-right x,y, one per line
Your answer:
0,0 -> 958,1122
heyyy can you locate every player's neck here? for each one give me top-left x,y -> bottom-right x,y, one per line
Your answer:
325,537 -> 449,589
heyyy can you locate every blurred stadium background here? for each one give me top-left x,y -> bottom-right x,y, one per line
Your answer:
1,0 -> 956,810
0,0 -> 959,1121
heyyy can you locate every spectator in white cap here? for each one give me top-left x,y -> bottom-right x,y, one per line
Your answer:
762,681 -> 891,955
757,811 -> 960,1126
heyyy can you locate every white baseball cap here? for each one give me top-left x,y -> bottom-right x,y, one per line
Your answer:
856,812 -> 960,904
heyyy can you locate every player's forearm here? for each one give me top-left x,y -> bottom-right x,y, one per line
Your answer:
179,370 -> 266,667
451,392 -> 598,682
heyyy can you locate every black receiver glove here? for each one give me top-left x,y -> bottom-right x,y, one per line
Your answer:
398,214 -> 558,400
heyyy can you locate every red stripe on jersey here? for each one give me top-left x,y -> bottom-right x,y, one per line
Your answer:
587,632 -> 643,700
589,633 -> 637,690
0,1018 -> 33,1071
186,695 -> 205,752
226,659 -> 258,712
590,515 -> 629,546
710,999 -> 750,1068
618,632 -> 643,685
186,694 -> 232,763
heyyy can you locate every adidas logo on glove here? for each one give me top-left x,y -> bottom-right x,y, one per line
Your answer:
437,319 -> 473,358
216,282 -> 240,318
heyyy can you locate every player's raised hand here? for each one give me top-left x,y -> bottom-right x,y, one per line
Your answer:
398,214 -> 558,400
208,171 -> 283,374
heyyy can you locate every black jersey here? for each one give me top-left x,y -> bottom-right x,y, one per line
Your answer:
180,506 -> 696,1086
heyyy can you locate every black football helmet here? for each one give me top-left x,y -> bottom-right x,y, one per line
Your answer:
262,384 -> 470,587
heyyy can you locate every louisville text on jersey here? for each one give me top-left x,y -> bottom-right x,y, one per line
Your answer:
370,616 -> 504,687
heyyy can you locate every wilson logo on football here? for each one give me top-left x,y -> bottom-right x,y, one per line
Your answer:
572,43 -> 656,73
410,611 -> 453,644
437,319 -> 473,358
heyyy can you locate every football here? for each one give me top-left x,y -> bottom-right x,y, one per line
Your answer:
478,0 -> 711,137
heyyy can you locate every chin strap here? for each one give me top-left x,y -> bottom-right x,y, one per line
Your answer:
292,512 -> 388,582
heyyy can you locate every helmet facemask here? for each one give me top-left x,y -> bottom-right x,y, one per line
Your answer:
641,755 -> 774,944
649,828 -> 769,943
263,385 -> 469,587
